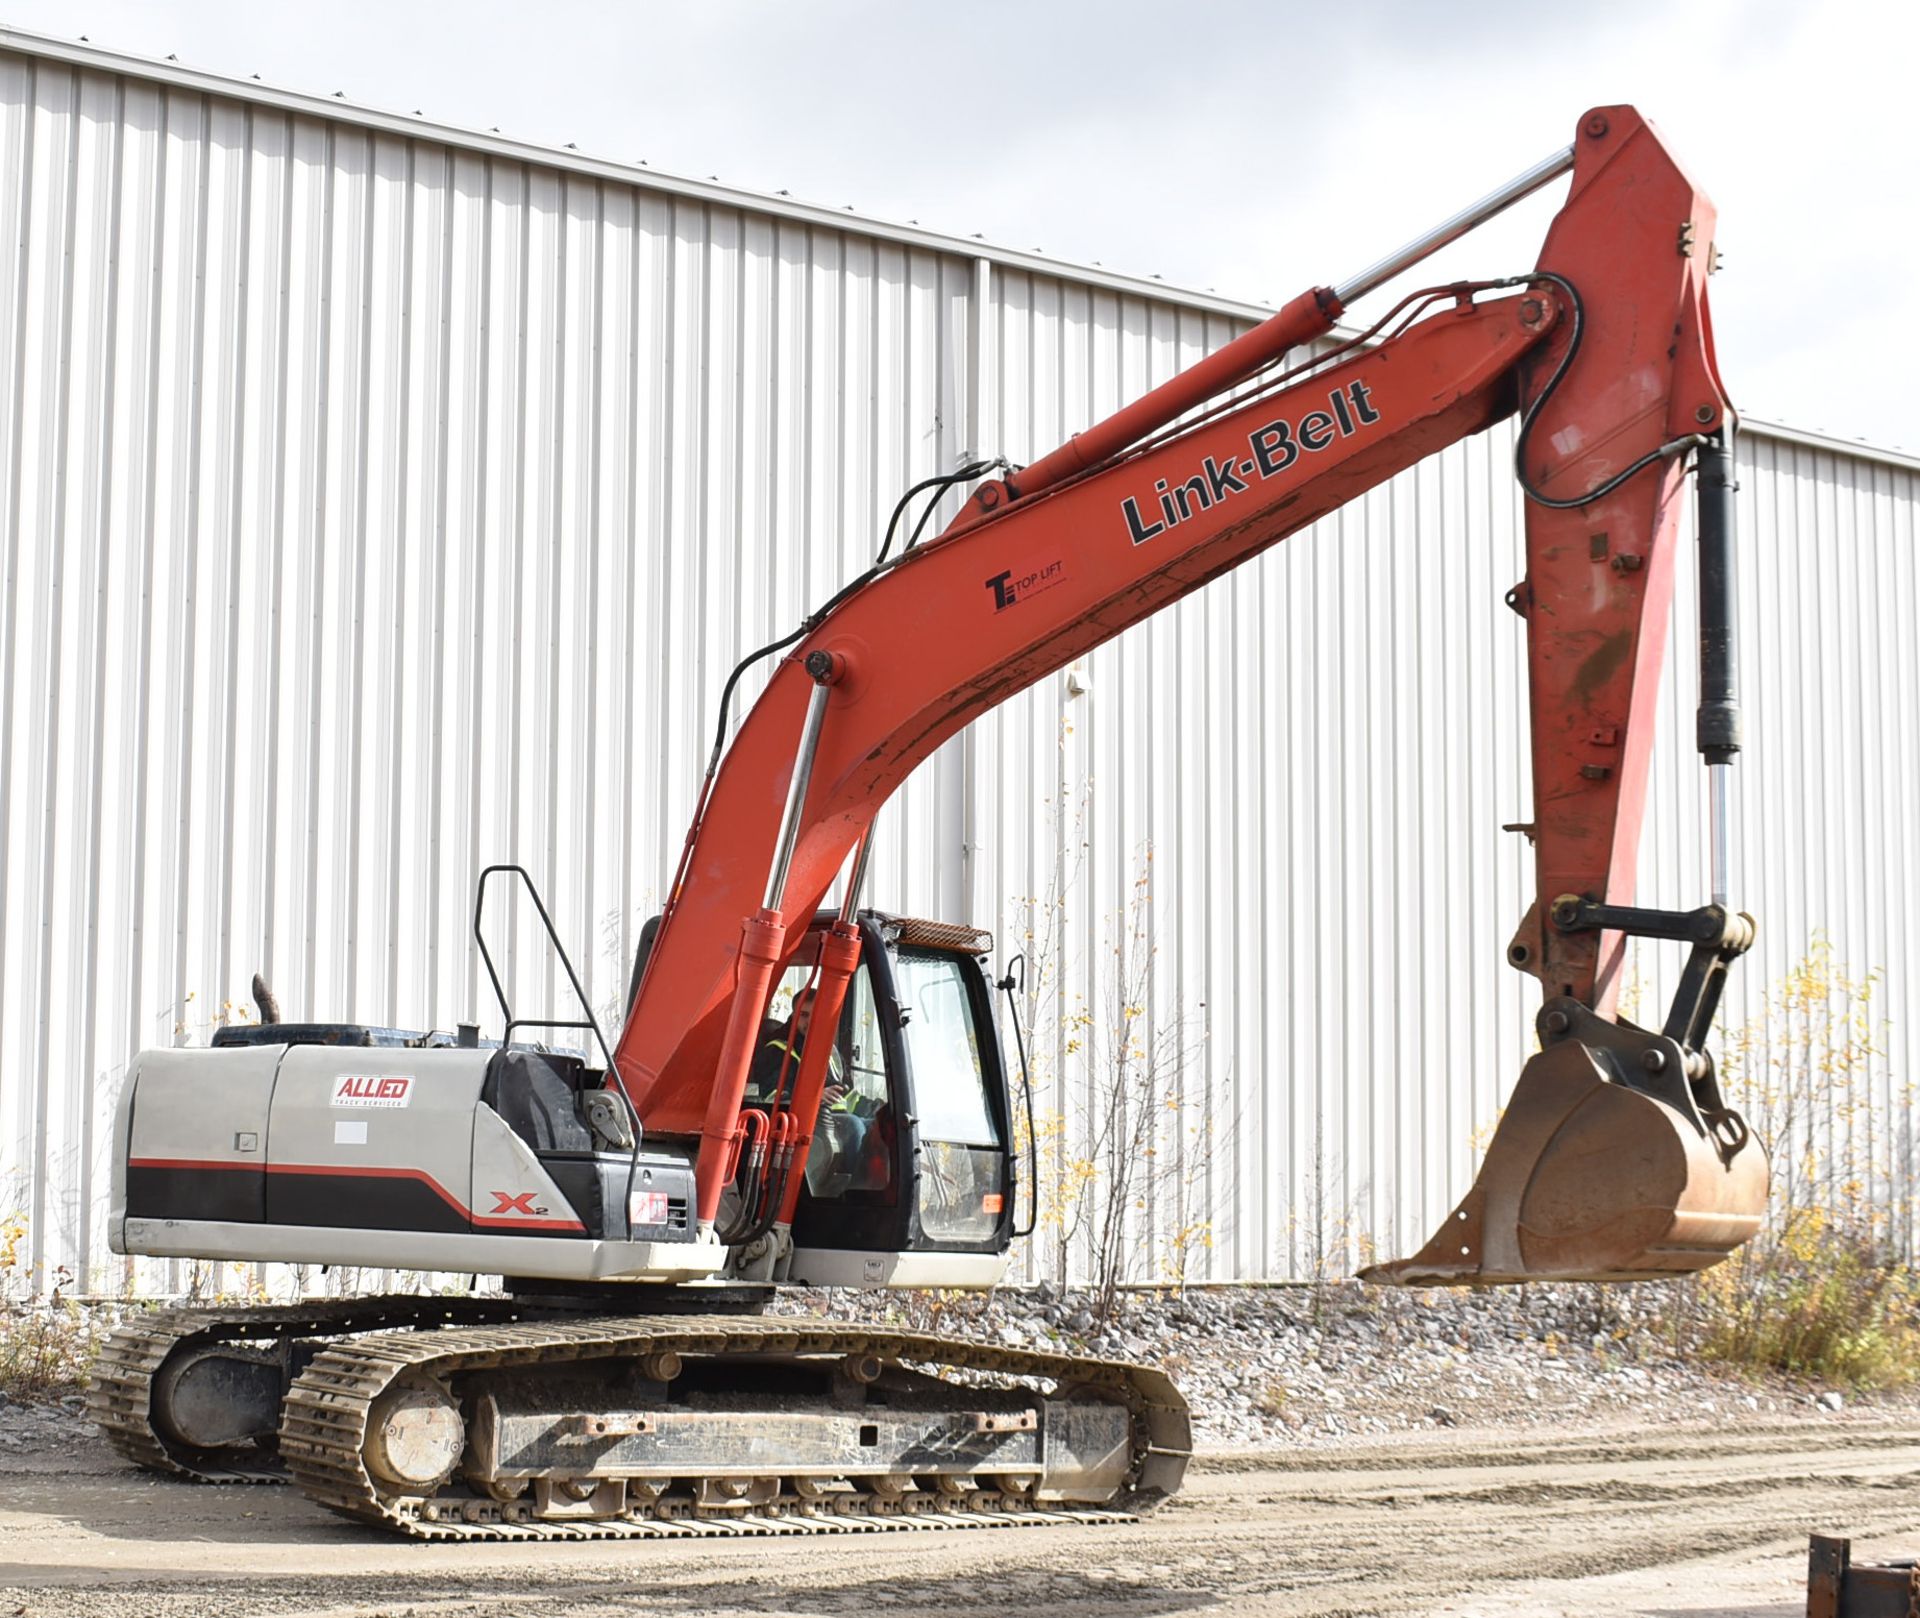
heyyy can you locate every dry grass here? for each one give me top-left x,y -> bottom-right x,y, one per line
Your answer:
0,1213 -> 110,1403
1662,938 -> 1920,1391
1688,1211 -> 1920,1390
1253,1381 -> 1290,1418
0,1298 -> 104,1402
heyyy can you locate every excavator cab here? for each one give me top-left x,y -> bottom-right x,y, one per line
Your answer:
746,911 -> 1019,1284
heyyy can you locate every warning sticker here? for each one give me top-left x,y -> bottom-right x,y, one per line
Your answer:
629,1190 -> 671,1227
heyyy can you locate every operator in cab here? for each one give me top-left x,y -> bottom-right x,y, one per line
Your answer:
747,988 -> 886,1197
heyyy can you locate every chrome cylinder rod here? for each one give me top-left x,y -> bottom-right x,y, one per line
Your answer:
837,828 -> 875,925
763,676 -> 834,913
1333,145 -> 1576,307
1709,763 -> 1732,907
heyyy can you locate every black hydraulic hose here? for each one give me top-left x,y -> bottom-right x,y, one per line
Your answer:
997,954 -> 1039,1241
719,963 -> 822,1249
659,571 -> 878,976
902,460 -> 1004,551
619,1088 -> 646,1239
874,470 -> 958,567
705,623 -> 812,776
874,457 -> 1011,567
644,457 -> 1013,1023
719,1101 -> 796,1248
1512,271 -> 1706,510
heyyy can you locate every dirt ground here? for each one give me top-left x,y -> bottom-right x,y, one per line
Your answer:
5,1410 -> 1920,1618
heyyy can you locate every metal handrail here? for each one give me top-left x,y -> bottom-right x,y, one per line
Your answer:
472,863 -> 615,1071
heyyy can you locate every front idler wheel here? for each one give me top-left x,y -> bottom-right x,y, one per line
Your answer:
363,1377 -> 465,1493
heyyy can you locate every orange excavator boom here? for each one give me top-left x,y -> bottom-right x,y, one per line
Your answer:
614,106 -> 1768,1278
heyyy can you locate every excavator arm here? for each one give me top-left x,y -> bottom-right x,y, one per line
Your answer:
614,106 -> 1767,1277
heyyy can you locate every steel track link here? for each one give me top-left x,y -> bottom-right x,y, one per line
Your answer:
278,1313 -> 1191,1541
88,1296 -> 531,1483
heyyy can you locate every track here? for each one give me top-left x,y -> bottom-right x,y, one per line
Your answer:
87,1297 -> 531,1482
89,1302 -> 1190,1541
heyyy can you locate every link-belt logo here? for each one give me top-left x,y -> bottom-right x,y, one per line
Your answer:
1121,380 -> 1381,546
330,1074 -> 414,1109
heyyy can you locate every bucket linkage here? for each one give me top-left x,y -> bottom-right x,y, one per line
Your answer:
1365,899 -> 1768,1286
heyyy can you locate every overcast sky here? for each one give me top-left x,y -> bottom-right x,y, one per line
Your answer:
5,0 -> 1916,451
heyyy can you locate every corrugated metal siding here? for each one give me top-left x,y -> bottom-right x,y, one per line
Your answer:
2,42 -> 1915,1294
974,391 -> 1549,1283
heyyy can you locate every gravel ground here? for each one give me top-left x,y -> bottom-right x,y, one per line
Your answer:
771,1279 -> 1916,1448
3,1284 -> 1917,1616
5,1277 -> 1902,1457
0,1389 -> 92,1457
6,1404 -> 1918,1616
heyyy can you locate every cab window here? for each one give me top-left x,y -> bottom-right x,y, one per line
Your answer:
894,950 -> 998,1145
895,949 -> 1004,1243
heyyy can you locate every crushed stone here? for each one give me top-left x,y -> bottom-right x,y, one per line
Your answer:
771,1279 -> 1908,1449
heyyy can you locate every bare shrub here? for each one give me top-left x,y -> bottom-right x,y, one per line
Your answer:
1697,1210 -> 1920,1388
1675,936 -> 1919,1389
1291,1116 -> 1375,1323
1007,793 -> 1214,1321
0,1215 -> 106,1401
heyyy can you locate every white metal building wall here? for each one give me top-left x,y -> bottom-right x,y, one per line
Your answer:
2,34 -> 1914,1293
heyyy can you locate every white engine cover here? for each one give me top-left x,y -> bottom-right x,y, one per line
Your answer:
112,1043 -> 724,1284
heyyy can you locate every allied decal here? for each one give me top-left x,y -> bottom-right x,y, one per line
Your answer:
331,1074 -> 414,1109
488,1190 -> 549,1217
1120,379 -> 1383,546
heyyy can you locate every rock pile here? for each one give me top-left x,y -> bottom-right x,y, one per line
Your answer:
773,1280 -> 1886,1449
0,1283 -> 1894,1458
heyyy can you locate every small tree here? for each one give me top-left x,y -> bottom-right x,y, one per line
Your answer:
1011,834 -> 1213,1323
1718,934 -> 1888,1228
1291,1112 -> 1369,1323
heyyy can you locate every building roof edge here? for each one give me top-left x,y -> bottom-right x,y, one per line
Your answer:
7,26 -> 1915,473
0,25 -> 1277,324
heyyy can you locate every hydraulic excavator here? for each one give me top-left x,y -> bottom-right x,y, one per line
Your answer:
93,105 -> 1768,1539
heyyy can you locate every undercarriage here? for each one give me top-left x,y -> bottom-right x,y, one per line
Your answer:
90,1298 -> 1191,1541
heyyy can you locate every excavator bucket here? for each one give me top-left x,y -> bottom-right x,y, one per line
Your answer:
1362,1036 -> 1769,1286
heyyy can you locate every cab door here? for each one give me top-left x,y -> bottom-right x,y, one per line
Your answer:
889,944 -> 1014,1249
790,914 -> 1014,1256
